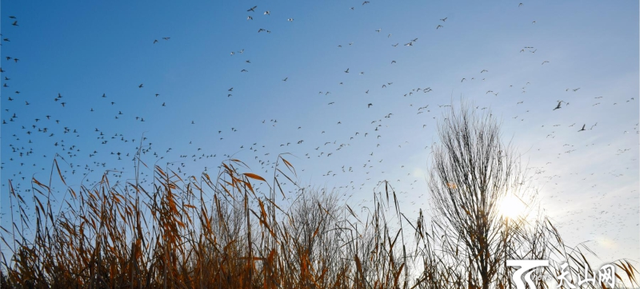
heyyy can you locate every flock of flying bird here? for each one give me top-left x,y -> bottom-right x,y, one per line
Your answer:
1,2 -> 638,260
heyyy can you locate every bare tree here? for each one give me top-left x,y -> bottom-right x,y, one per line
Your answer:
428,104 -> 516,289
421,104 -> 639,289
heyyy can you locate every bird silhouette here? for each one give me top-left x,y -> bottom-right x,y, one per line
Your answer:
553,101 -> 562,110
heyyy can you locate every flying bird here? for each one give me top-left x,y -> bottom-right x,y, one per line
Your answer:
553,101 -> 562,110
247,6 -> 257,12
344,68 -> 349,73
578,124 -> 586,132
436,25 -> 443,29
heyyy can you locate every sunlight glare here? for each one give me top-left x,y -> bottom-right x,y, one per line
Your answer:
500,195 -> 524,219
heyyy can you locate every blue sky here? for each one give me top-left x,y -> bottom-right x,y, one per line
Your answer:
1,0 -> 638,268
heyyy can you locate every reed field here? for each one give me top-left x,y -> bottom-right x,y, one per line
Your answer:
1,149 -> 637,288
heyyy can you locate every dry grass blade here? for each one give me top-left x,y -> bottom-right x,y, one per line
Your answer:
279,155 -> 296,175
243,172 -> 266,182
53,158 -> 67,186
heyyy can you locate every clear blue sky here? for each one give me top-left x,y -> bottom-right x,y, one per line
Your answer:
1,0 -> 638,267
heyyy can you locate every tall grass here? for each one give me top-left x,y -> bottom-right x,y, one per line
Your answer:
0,154 -> 637,288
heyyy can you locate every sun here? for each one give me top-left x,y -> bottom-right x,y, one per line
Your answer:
499,195 -> 525,220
